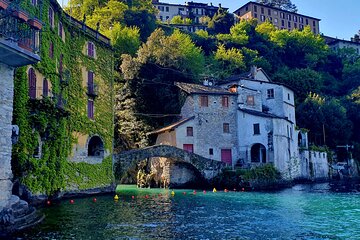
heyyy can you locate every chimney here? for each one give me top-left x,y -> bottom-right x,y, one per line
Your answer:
219,3 -> 222,8
250,66 -> 257,79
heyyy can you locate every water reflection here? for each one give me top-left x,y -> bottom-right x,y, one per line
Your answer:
13,184 -> 360,240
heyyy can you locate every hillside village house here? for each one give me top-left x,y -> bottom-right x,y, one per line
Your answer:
234,1 -> 320,34
152,0 -> 227,24
151,67 -> 329,180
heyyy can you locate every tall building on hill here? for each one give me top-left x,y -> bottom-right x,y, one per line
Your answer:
152,0 -> 228,24
234,1 -> 320,34
324,32 -> 360,55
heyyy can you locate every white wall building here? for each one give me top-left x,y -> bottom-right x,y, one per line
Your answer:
150,67 -> 329,180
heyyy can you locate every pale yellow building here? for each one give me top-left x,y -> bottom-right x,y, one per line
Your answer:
234,2 -> 320,34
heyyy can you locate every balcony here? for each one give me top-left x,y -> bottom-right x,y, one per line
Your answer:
0,1 -> 42,67
87,83 -> 98,98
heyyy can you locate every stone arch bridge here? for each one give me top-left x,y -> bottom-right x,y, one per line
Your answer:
113,145 -> 226,181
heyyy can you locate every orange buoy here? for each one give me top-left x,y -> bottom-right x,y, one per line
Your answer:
93,198 -> 97,202
70,199 -> 74,204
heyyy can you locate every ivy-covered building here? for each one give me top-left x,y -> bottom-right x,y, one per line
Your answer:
12,0 -> 114,196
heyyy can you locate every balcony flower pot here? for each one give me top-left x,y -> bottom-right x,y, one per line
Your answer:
13,9 -> 29,22
28,18 -> 42,30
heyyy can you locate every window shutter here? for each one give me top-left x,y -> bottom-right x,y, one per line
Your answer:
88,71 -> 94,93
43,78 -> 48,97
28,68 -> 36,99
88,100 -> 94,119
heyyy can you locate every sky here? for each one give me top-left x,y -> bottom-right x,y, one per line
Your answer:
57,0 -> 359,40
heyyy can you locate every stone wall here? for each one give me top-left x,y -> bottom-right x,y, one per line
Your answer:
113,145 -> 226,181
0,63 -> 14,208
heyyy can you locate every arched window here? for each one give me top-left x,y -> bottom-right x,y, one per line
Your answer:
251,143 -> 266,163
42,78 -> 48,97
88,136 -> 104,157
28,68 -> 36,99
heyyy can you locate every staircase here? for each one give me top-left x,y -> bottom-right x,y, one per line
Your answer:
0,195 -> 44,236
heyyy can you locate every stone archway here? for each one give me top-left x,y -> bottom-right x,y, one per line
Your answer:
87,135 -> 104,157
251,143 -> 266,163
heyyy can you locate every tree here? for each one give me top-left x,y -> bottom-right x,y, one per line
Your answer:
170,15 -> 192,25
257,0 -> 297,12
214,44 -> 246,78
208,8 -> 234,34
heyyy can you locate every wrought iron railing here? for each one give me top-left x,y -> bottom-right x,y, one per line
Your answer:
0,1 -> 41,53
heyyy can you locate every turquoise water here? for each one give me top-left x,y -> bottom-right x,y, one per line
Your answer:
14,184 -> 360,239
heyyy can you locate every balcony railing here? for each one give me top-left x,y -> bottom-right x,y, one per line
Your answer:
0,1 -> 42,54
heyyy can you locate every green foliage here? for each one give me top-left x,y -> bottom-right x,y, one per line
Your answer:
256,0 -> 297,12
110,23 -> 141,57
12,0 -> 114,195
170,15 -> 192,25
208,8 -> 234,34
214,44 -> 246,77
273,68 -> 323,103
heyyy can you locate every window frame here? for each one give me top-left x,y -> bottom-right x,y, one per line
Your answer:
223,123 -> 230,134
222,96 -> 229,107
200,95 -> 208,107
267,89 -> 274,99
87,41 -> 95,58
253,123 -> 260,135
186,126 -> 193,137
247,95 -> 255,106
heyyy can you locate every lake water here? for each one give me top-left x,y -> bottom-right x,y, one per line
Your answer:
14,184 -> 360,239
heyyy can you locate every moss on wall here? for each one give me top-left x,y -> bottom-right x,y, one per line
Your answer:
12,0 -> 114,196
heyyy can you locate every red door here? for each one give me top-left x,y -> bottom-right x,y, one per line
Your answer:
221,149 -> 232,165
183,144 -> 194,153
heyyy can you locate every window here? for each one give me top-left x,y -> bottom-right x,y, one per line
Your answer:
288,21 -> 291,28
160,16 -> 163,21
186,127 -> 193,136
166,16 -> 169,20
287,14 -> 291,20
274,10 -> 277,15
267,89 -> 274,98
183,144 -> 194,153
31,0 -> 37,6
58,22 -> 63,39
165,6 -> 169,12
42,78 -> 48,97
254,13 -> 258,18
222,96 -> 229,107
209,148 -> 213,155
260,15 -> 265,22
268,9 -> 271,15
49,41 -> 54,58
313,20 -> 316,26
294,23 -> 297,28
48,7 -> 54,28
274,18 -> 278,24
261,7 -> 264,14
28,68 -> 36,99
293,16 -> 297,22
253,123 -> 260,135
313,28 -> 316,34
305,19 -> 309,25
88,71 -> 94,94
245,6 -> 248,11
280,12 -> 284,19
88,100 -> 94,119
299,17 -> 303,23
87,42 -> 95,58
200,95 -> 208,107
254,5 -> 257,12
281,20 -> 285,26
223,123 -> 230,133
247,95 -> 254,106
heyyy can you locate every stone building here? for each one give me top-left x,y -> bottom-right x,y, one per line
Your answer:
0,0 -> 42,232
152,0 -> 227,24
234,1 -> 320,34
324,34 -> 360,55
151,67 -> 329,180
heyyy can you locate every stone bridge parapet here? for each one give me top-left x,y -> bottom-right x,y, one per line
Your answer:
113,145 -> 226,180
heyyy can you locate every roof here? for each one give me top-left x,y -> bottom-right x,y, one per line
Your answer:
219,74 -> 296,92
234,1 -> 321,21
323,35 -> 360,46
148,116 -> 195,135
175,82 -> 235,95
239,108 -> 293,123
